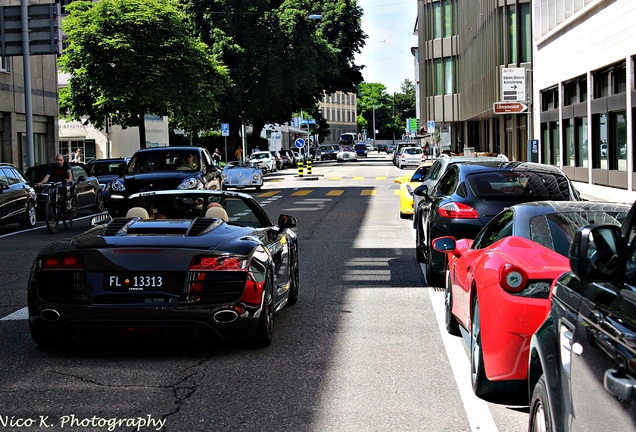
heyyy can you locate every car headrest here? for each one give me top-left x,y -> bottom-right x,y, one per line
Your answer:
126,207 -> 150,219
205,206 -> 229,222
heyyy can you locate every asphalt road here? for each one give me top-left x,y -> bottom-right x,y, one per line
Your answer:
0,153 -> 529,432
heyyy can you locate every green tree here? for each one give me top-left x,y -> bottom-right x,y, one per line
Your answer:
59,0 -> 230,149
356,82 -> 391,139
185,0 -> 366,148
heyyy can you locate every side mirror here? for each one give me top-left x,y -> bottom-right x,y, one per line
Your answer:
570,224 -> 621,282
432,236 -> 461,258
277,214 -> 297,229
394,177 -> 405,185
413,184 -> 429,197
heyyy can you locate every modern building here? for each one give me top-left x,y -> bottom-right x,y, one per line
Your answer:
319,90 -> 358,143
533,0 -> 635,191
415,0 -> 532,160
0,0 -> 59,173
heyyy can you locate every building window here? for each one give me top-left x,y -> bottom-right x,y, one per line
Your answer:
594,69 -> 611,98
541,87 -> 558,111
0,56 -> 8,72
519,3 -> 531,63
614,64 -> 626,94
434,58 -> 443,96
508,5 -> 517,64
443,0 -> 455,38
613,111 -> 627,172
592,113 -> 607,169
551,121 -> 560,166
433,2 -> 442,39
575,117 -> 588,168
563,119 -> 574,166
444,58 -> 454,94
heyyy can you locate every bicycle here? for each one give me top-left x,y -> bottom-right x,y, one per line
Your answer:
42,181 -> 77,233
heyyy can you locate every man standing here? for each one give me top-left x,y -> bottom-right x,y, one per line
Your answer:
235,146 -> 243,161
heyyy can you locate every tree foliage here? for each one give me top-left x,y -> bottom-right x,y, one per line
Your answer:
357,80 -> 417,140
59,0 -> 230,148
184,0 -> 366,147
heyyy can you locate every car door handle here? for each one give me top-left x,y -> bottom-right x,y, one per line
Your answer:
604,368 -> 636,401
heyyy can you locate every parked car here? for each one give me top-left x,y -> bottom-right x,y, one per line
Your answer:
337,146 -> 358,163
279,149 -> 296,168
85,158 -> 130,206
528,199 -> 636,432
107,146 -> 222,217
25,163 -> 104,218
318,144 -> 338,161
376,143 -> 388,153
433,201 -> 630,401
392,142 -> 418,166
414,162 -> 582,284
0,163 -> 37,228
249,151 -> 277,173
27,189 -> 299,348
354,143 -> 368,157
221,160 -> 263,191
394,160 -> 434,219
397,146 -> 424,169
269,150 -> 283,171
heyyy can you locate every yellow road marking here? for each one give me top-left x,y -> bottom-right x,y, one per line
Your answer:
352,176 -> 364,180
292,190 -> 312,196
361,190 -> 376,196
329,176 -> 342,180
326,190 -> 345,196
258,191 -> 280,197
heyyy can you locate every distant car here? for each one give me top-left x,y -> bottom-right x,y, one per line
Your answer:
397,146 -> 424,169
392,142 -> 418,166
0,163 -> 37,228
269,150 -> 283,170
339,132 -> 357,146
528,199 -> 636,432
85,158 -> 130,205
394,160 -> 434,219
433,201 -> 630,401
279,149 -> 297,168
27,189 -> 299,348
107,146 -> 222,217
354,143 -> 368,157
414,161 -> 582,284
222,161 -> 263,191
25,163 -> 104,218
249,151 -> 277,173
337,146 -> 358,163
318,144 -> 338,161
376,143 -> 388,153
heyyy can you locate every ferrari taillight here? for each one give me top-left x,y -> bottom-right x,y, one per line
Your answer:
189,256 -> 248,271
438,202 -> 479,219
41,256 -> 84,270
499,264 -> 528,293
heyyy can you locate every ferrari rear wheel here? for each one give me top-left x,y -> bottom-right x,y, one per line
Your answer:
445,267 -> 460,336
251,277 -> 274,348
470,297 -> 491,396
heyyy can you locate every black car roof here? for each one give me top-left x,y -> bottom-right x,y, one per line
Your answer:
452,161 -> 568,175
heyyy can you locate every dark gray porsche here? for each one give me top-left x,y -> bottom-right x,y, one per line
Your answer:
27,190 -> 299,348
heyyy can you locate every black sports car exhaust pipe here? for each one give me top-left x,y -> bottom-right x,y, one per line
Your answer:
40,309 -> 61,322
213,310 -> 239,324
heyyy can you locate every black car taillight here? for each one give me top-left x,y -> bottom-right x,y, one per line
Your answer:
187,256 -> 253,304
438,202 -> 479,219
41,255 -> 84,270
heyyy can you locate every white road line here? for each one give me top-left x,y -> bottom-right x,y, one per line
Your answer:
1,307 -> 28,321
427,269 -> 499,432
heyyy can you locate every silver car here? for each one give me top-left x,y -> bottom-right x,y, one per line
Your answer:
221,161 -> 263,191
397,147 -> 424,169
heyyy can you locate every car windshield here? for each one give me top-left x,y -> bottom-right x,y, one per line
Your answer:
467,171 -> 573,200
404,148 -> 422,155
87,161 -> 124,176
411,166 -> 431,182
126,151 -> 199,173
25,166 -> 48,183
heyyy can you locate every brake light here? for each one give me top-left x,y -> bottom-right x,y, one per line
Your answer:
437,202 -> 479,219
41,256 -> 84,270
499,264 -> 528,293
189,256 -> 248,271
240,273 -> 266,306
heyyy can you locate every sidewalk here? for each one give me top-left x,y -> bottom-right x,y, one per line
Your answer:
572,181 -> 636,204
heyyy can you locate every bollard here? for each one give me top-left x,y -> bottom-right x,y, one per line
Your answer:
306,159 -> 312,175
298,161 -> 304,177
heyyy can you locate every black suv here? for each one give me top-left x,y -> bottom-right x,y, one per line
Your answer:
528,201 -> 636,431
0,163 -> 37,228
108,146 -> 222,216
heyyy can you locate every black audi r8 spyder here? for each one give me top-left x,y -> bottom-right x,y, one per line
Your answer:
27,190 -> 299,348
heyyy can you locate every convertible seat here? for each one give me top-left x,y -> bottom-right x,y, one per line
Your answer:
205,206 -> 229,222
126,207 -> 150,219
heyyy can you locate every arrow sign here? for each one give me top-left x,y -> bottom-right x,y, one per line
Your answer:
493,102 -> 528,114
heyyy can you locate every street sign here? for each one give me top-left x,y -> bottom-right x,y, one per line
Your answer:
493,102 -> 528,114
0,3 -> 62,56
221,123 -> 229,137
427,120 -> 435,132
301,119 -> 316,125
295,138 -> 305,148
501,67 -> 526,101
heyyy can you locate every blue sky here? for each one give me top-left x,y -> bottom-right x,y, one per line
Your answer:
354,0 -> 418,95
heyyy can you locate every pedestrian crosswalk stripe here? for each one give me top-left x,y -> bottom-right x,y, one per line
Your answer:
361,190 -> 376,196
258,191 -> 280,197
326,190 -> 345,196
292,190 -> 312,196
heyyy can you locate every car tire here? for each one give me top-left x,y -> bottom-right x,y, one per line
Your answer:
92,192 -> 104,213
251,276 -> 274,348
529,375 -> 553,432
20,201 -> 37,229
445,268 -> 461,336
287,257 -> 299,306
425,254 -> 441,286
415,223 -> 425,263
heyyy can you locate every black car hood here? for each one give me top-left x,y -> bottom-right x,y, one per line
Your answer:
121,171 -> 198,194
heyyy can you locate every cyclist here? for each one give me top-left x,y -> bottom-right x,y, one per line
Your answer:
36,154 -> 74,207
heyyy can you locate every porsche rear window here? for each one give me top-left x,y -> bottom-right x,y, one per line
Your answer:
468,172 -> 573,200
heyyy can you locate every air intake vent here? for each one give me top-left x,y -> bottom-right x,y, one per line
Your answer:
103,218 -> 133,236
187,218 -> 222,236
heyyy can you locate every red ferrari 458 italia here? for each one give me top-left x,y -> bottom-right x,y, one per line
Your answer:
432,201 -> 631,401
